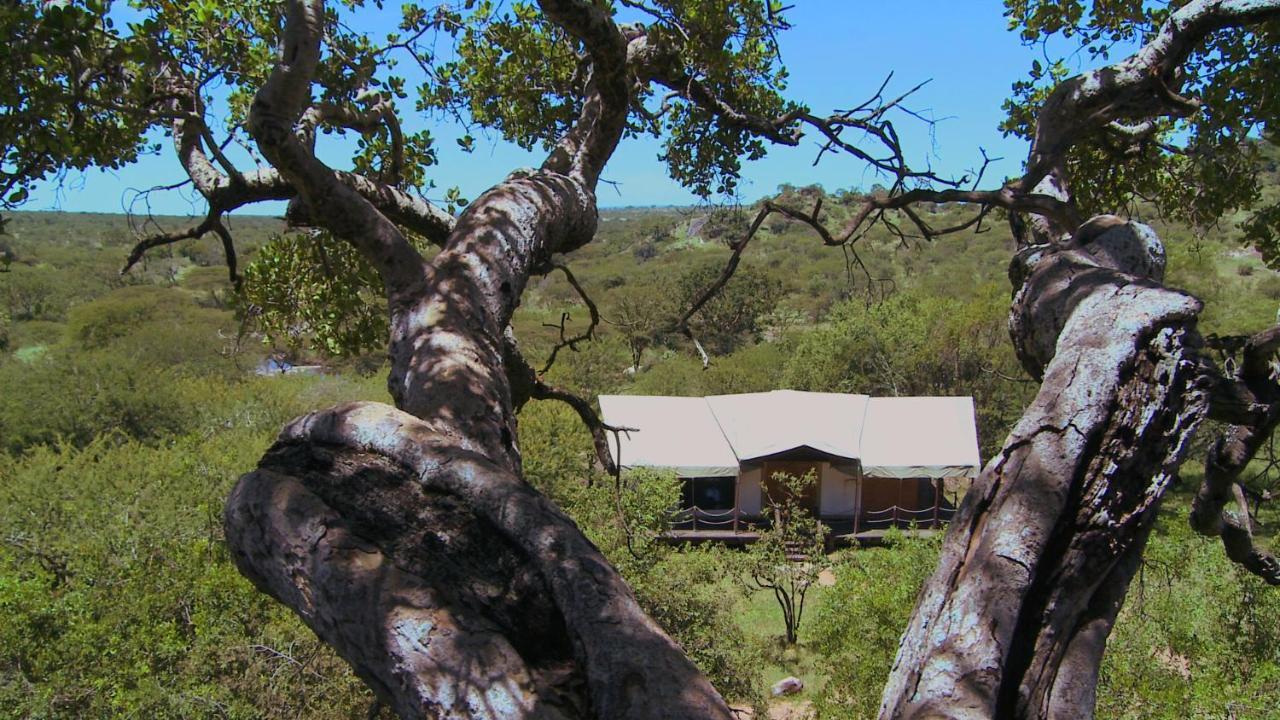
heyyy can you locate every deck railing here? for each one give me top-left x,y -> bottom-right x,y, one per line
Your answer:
853,504 -> 956,533
671,506 -> 738,532
670,504 -> 957,535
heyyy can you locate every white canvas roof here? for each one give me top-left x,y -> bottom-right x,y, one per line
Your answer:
705,390 -> 868,461
859,397 -> 981,478
598,395 -> 738,477
600,391 -> 980,479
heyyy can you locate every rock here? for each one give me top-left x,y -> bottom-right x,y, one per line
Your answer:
771,676 -> 804,697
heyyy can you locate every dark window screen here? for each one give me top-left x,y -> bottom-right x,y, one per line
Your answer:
683,476 -> 734,510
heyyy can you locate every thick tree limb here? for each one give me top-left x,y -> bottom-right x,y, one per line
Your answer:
225,7 -> 739,718
1191,324 -> 1280,585
881,219 -> 1209,718
300,97 -> 406,182
225,402 -> 733,720
539,0 -> 631,185
1024,0 -> 1280,196
249,0 -> 427,299
123,60 -> 454,278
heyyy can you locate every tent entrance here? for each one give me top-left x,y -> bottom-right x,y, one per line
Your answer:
762,460 -> 822,517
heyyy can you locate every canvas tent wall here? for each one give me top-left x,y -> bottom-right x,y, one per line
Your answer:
599,391 -> 980,483
703,391 -> 869,461
858,396 -> 981,479
597,395 -> 738,477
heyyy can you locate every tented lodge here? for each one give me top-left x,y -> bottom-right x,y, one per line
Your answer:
599,390 -> 981,541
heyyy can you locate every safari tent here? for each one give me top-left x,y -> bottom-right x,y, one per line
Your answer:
598,390 -> 981,539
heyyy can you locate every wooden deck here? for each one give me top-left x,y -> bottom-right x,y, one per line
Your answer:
665,526 -> 942,547
665,528 -> 761,545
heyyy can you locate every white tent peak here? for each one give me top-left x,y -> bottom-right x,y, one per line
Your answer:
704,390 -> 869,462
599,390 -> 980,480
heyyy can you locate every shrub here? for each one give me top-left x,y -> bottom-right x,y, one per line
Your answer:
65,285 -> 180,348
0,432 -> 382,719
811,532 -> 941,718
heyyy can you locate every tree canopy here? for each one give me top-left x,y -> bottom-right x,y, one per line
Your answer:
5,1 -> 1280,719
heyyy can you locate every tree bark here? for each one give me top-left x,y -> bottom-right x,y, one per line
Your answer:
225,2 -> 735,718
227,403 -> 732,720
214,1 -> 1280,718
879,219 -> 1209,719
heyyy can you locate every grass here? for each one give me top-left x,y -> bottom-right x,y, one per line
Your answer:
734,568 -> 839,702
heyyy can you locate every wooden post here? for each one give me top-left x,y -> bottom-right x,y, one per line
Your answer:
733,471 -> 741,534
853,468 -> 861,537
895,476 -> 903,527
933,478 -> 941,527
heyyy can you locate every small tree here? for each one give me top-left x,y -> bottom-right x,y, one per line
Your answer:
607,279 -> 677,370
745,470 -> 829,645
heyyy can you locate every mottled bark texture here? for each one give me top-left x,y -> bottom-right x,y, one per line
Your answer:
227,403 -> 730,720
225,1 -> 735,718
877,4 -> 1280,716
1190,323 -> 1280,585
879,218 -> 1209,719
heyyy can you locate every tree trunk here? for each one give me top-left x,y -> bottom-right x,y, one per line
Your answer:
225,169 -> 735,720
879,218 -> 1209,719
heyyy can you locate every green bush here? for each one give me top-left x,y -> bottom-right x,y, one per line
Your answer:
1095,498 -> 1280,719
0,431 -> 382,719
0,353 -> 196,454
8,319 -> 63,351
66,285 -> 190,350
811,532 -> 941,719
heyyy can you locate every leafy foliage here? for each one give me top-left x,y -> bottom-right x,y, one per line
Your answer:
680,257 -> 785,354
782,286 -> 1032,459
238,230 -> 395,357
1002,1 -> 1280,245
743,471 -> 829,645
810,532 -> 942,718
0,1 -> 154,214
419,0 -> 797,198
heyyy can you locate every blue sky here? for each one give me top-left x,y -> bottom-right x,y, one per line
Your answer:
27,1 -> 1095,215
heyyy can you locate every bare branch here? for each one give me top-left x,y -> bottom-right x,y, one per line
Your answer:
122,61 -> 453,276
670,204 -> 771,367
120,209 -> 218,275
537,263 -> 601,375
210,217 -> 242,288
503,330 -> 625,476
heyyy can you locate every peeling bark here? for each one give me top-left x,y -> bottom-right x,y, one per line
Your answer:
880,219 -> 1209,719
225,3 -> 736,718
226,403 -> 733,720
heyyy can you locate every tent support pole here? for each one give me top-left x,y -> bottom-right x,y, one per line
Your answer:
933,479 -> 941,527
733,472 -> 741,534
895,476 -> 902,527
853,470 -> 861,537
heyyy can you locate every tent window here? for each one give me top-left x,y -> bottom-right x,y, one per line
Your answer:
681,476 -> 735,511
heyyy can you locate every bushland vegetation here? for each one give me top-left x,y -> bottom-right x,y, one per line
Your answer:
3,168 -> 1280,715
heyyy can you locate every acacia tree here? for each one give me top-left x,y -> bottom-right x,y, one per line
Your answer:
744,470 -> 829,646
6,1 -> 1280,719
